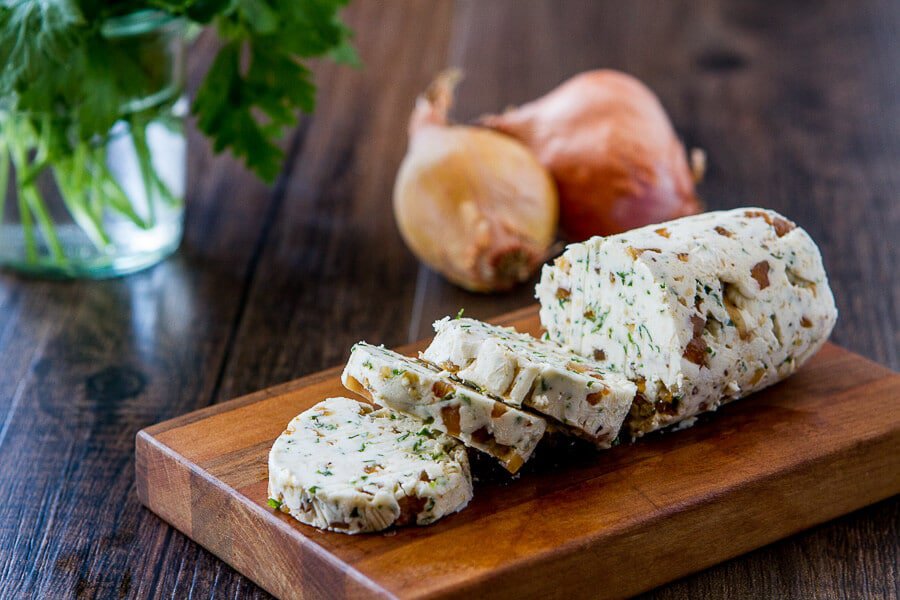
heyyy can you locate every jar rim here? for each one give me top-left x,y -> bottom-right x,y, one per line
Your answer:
101,10 -> 181,38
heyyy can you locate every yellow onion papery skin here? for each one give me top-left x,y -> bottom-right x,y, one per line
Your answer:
393,72 -> 558,292
482,70 -> 701,240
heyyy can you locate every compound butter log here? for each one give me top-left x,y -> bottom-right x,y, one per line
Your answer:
536,208 -> 838,436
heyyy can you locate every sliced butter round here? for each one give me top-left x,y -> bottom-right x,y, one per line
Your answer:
268,397 -> 472,534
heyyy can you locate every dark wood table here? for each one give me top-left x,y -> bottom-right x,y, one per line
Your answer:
1,1 -> 897,598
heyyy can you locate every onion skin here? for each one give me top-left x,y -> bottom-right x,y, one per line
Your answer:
393,72 -> 558,292
481,70 -> 701,240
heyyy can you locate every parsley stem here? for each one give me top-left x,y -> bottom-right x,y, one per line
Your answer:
0,142 -> 8,226
88,146 -> 104,225
6,124 -> 64,263
3,115 -> 35,262
16,187 -> 35,263
130,117 -> 157,228
23,184 -> 66,263
69,144 -> 102,228
53,164 -> 110,250
23,116 -> 65,262
93,146 -> 151,230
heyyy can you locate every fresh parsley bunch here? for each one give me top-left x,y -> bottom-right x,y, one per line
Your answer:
0,0 -> 357,182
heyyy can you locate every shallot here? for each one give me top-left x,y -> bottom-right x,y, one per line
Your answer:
482,70 -> 703,240
393,71 -> 558,292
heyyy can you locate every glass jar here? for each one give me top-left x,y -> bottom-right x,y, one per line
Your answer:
0,11 -> 186,278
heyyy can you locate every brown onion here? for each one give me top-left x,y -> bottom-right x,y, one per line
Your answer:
481,70 -> 702,240
393,71 -> 558,292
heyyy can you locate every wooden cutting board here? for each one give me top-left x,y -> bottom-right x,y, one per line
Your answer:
136,305 -> 900,600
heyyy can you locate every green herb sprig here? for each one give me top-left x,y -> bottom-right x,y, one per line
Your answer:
1,0 -> 357,182
0,1 -> 355,268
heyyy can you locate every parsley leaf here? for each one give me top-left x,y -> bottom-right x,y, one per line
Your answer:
1,0 -> 356,181
192,0 -> 356,180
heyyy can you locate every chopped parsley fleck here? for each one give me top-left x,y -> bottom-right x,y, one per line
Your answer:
423,416 -> 435,425
316,468 -> 333,476
591,309 -> 610,333
456,308 -> 465,319
358,442 -> 367,452
267,498 -> 283,510
397,432 -> 411,442
307,486 -> 319,494
363,360 -> 373,369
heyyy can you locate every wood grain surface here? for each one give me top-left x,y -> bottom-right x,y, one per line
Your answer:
1,1 -> 898,598
134,307 -> 900,599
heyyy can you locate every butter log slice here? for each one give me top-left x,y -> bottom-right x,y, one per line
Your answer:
342,343 -> 547,474
422,317 -> 636,447
536,207 -> 838,437
267,397 -> 472,534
